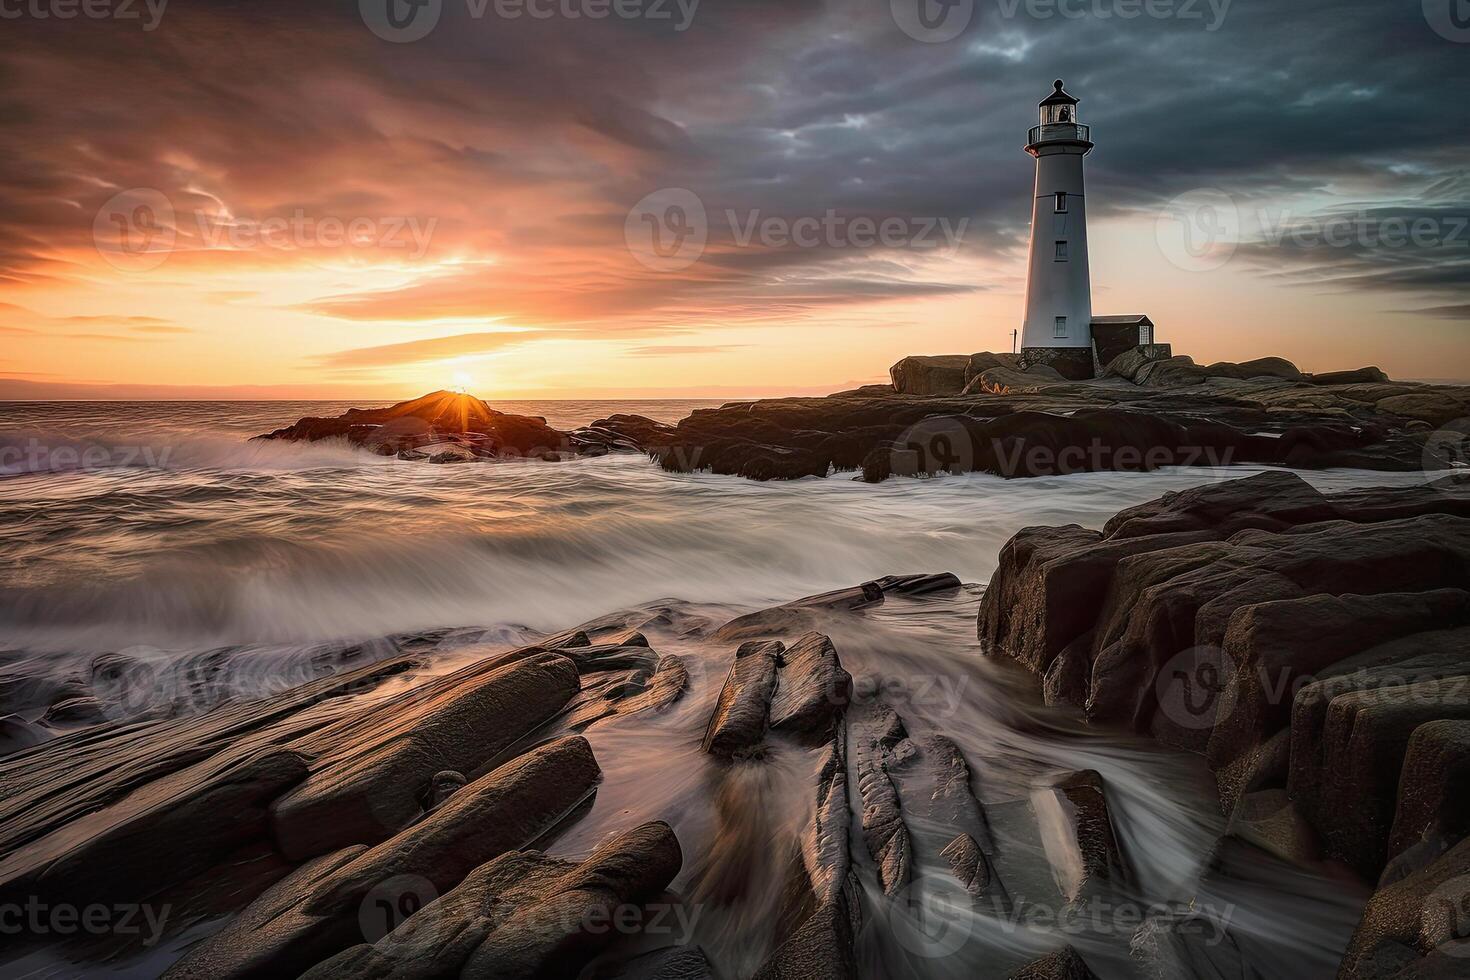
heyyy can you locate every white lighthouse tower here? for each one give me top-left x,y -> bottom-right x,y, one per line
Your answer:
1018,80 -> 1096,380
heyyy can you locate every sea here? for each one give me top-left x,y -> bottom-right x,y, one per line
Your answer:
0,399 -> 1440,978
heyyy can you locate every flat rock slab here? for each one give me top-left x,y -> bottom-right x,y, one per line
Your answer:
303,820 -> 683,980
1031,769 -> 1127,904
271,651 -> 581,859
166,736 -> 601,979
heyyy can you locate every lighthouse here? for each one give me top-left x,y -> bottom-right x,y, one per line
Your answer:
1018,80 -> 1098,381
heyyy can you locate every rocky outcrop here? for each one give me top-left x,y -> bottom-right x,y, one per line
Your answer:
978,473 -> 1470,978
166,736 -> 603,978
271,651 -> 582,859
647,372 -> 1454,481
889,354 -> 972,395
302,820 -> 684,980
702,640 -> 782,758
768,632 -> 853,743
255,390 -> 583,461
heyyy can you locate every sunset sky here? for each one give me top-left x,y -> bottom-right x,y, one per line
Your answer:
1,0 -> 1467,399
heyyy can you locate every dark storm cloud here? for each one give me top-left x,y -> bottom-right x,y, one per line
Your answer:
0,0 -> 1465,344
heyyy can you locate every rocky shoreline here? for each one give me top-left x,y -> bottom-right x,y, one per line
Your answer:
2,474 -> 1466,977
254,352 -> 1467,484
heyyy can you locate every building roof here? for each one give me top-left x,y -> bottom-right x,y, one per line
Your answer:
1040,79 -> 1079,106
1091,314 -> 1154,326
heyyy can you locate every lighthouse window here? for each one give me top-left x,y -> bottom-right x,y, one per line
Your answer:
1054,240 -> 1069,261
1054,317 -> 1068,338
1054,192 -> 1068,213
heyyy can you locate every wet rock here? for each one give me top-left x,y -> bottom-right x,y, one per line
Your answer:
871,572 -> 963,596
1302,676 -> 1470,879
889,354 -> 971,395
1009,945 -> 1099,979
1031,769 -> 1127,904
753,887 -> 860,980
2,743 -> 309,910
847,701 -> 912,897
0,714 -> 46,756
702,641 -> 781,758
427,444 -> 484,464
941,834 -> 989,896
1130,909 -> 1254,979
305,821 -> 683,980
39,695 -> 106,726
1340,836 -> 1470,980
256,390 -> 578,460
167,736 -> 602,979
271,652 -> 581,859
768,632 -> 852,743
602,944 -> 716,980
425,770 -> 466,811
1386,721 -> 1470,881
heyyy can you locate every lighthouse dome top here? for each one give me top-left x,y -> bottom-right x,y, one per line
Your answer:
1039,79 -> 1079,107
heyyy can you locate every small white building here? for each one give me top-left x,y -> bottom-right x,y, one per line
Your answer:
1018,80 -> 1158,379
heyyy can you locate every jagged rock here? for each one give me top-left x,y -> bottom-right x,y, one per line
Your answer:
304,821 -> 683,980
941,834 -> 988,896
651,376 -> 1452,482
1386,720 -> 1470,881
1340,836 -> 1470,980
1031,769 -> 1127,903
847,701 -> 912,897
701,641 -> 781,758
1302,676 -> 1470,878
753,889 -> 861,980
1009,945 -> 1099,979
889,354 -> 971,395
978,470 -> 1470,905
166,736 -> 602,979
768,632 -> 852,743
255,390 -> 578,460
1,744 -> 309,908
270,652 -> 581,859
